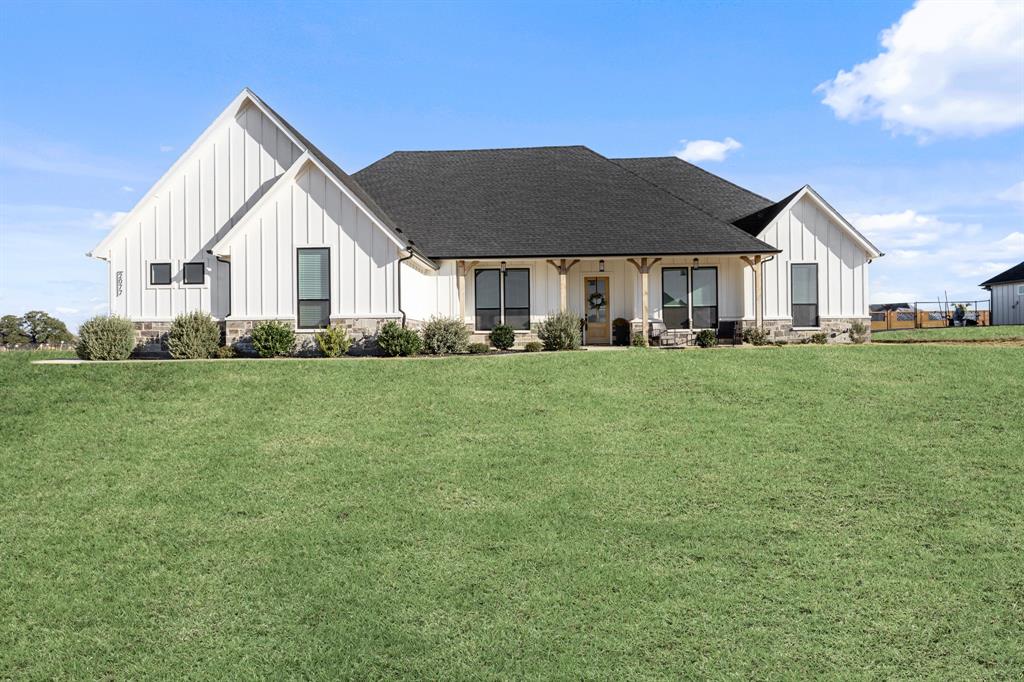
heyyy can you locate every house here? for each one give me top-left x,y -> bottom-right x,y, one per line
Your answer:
980,261 -> 1024,326
88,89 -> 882,352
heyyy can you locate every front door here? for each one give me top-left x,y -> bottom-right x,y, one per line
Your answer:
584,276 -> 611,344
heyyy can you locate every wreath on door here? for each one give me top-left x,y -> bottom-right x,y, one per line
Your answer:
588,291 -> 607,310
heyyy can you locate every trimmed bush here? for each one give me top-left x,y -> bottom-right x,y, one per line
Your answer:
524,341 -> 543,352
742,326 -> 771,346
849,321 -> 868,344
166,312 -> 221,359
422,316 -> 469,355
467,342 -> 490,354
489,324 -> 516,351
251,320 -> 295,357
537,311 -> 581,351
377,320 -> 422,357
695,329 -> 718,348
315,325 -> 352,357
215,345 -> 237,359
631,331 -> 648,347
76,316 -> 135,360
810,332 -> 828,345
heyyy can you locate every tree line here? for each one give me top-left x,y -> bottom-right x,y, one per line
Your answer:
0,311 -> 75,346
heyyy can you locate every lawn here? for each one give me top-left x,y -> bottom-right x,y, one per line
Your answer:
2,346 -> 1022,679
873,324 -> 1024,342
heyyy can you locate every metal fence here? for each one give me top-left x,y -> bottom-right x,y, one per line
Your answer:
870,301 -> 990,332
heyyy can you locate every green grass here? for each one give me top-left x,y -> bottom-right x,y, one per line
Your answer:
2,347 -> 1022,679
873,324 -> 1024,342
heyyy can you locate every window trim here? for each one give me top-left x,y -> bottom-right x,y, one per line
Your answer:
1017,284 -> 1024,296
295,247 -> 331,330
473,266 -> 531,332
790,262 -> 820,329
690,266 -> 719,330
148,261 -> 172,287
182,261 -> 206,286
661,266 -> 690,330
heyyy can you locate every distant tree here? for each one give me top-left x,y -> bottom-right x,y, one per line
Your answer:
0,315 -> 30,345
22,310 -> 74,344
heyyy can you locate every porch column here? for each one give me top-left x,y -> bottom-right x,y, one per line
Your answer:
741,255 -> 764,327
456,260 -> 479,324
546,259 -> 580,312
627,257 -> 661,341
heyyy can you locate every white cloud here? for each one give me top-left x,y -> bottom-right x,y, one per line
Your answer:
91,211 -> 128,230
55,306 -> 79,314
159,145 -> 174,153
817,0 -> 1024,138
871,291 -> 919,304
674,137 -> 742,163
997,180 -> 1024,204
850,209 -> 969,248
121,186 -> 135,193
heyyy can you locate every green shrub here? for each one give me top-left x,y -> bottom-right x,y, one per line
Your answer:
315,325 -> 352,357
251,320 -> 295,357
215,345 -> 237,359
76,315 -> 136,360
810,332 -> 828,345
695,328 -> 718,348
849,320 -> 868,344
467,342 -> 490,354
377,320 -> 422,357
524,341 -> 543,352
537,311 -> 581,351
166,312 -> 221,359
742,326 -> 771,346
489,324 -> 516,350
631,331 -> 648,347
422,316 -> 469,355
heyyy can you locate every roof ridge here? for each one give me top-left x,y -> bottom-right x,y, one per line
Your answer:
615,156 -> 773,205
601,153 -> 777,250
388,145 -> 590,154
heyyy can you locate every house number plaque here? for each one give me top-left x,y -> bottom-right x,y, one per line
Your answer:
116,271 -> 124,297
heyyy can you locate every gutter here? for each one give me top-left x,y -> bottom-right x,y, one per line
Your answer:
397,250 -> 415,327
208,249 -> 231,318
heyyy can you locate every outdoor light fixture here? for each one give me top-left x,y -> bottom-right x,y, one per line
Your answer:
693,257 -> 700,269
500,261 -> 507,272
599,259 -> 605,272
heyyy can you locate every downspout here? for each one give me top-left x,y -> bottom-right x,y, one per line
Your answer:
208,250 -> 231,318
398,250 -> 415,328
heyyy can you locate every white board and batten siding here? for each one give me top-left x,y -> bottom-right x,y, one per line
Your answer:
102,100 -> 301,320
221,163 -> 404,323
990,281 -> 1024,325
758,194 -> 871,322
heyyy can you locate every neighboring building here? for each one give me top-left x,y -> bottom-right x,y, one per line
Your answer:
980,261 -> 1024,326
88,89 -> 882,352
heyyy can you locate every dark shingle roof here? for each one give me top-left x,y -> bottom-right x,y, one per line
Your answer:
353,146 -> 778,259
731,189 -> 802,237
613,156 -> 773,223
980,261 -> 1024,287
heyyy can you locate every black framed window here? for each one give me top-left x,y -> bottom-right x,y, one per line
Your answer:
182,262 -> 205,285
791,263 -> 819,327
149,262 -> 171,286
662,267 -> 689,329
691,267 -> 718,329
474,268 -> 530,331
296,248 -> 330,329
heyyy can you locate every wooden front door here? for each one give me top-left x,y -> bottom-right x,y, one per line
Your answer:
584,276 -> 611,344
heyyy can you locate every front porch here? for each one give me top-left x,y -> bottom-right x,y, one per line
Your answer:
453,253 -> 770,346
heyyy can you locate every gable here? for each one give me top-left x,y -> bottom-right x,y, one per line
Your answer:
89,90 -> 303,260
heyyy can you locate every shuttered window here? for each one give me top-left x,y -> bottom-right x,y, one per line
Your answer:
297,248 -> 330,329
662,267 -> 689,329
691,267 -> 718,329
791,263 -> 819,327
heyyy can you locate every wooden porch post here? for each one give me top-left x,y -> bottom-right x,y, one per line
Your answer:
546,259 -> 580,313
456,260 -> 479,324
741,255 -> 764,328
627,257 -> 661,342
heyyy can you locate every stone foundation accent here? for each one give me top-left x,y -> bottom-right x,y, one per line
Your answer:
754,317 -> 871,344
132,321 -> 175,356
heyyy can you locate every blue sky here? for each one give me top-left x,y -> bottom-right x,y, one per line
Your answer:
2,0 -> 1022,330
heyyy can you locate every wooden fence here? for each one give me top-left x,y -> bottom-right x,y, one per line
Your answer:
871,302 -> 990,332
